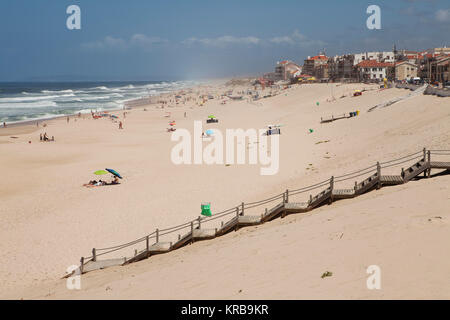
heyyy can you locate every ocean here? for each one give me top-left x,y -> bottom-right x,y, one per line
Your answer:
0,80 -> 196,123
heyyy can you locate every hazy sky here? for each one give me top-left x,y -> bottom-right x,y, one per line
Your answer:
0,0 -> 449,81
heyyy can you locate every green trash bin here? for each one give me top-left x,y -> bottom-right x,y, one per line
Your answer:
201,202 -> 212,217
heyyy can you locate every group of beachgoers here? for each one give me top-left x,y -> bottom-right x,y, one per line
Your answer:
40,132 -> 54,142
86,176 -> 120,187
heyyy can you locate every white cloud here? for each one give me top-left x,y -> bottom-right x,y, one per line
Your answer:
82,34 -> 168,51
182,30 -> 324,49
269,30 -> 322,48
130,34 -> 168,46
182,35 -> 261,47
435,9 -> 450,22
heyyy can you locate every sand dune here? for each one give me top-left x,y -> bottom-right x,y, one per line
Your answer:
13,174 -> 450,300
0,82 -> 449,299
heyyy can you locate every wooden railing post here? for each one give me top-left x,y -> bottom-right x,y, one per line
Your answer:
156,228 -> 159,243
198,216 -> 201,229
354,181 -> 358,192
80,257 -> 84,274
423,147 -> 426,161
285,189 -> 289,203
329,176 -> 334,204
241,202 -> 244,216
190,221 -> 194,244
235,207 -> 239,231
427,151 -> 431,177
309,194 -> 312,205
92,248 -> 97,262
401,168 -> 405,179
377,162 -> 381,189
146,236 -> 149,252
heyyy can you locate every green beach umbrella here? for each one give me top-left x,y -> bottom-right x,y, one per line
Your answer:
94,170 -> 109,175
208,115 -> 216,119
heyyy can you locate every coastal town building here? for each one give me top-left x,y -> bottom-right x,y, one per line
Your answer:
302,54 -> 328,77
315,64 -> 330,81
354,51 -> 394,65
395,61 -> 418,81
328,54 -> 357,81
356,60 -> 393,81
423,47 -> 450,56
264,60 -> 302,81
431,56 -> 450,84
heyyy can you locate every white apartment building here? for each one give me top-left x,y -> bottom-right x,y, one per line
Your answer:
354,51 -> 395,65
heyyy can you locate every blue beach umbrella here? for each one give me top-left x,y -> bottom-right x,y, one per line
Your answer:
206,129 -> 214,135
105,168 -> 123,179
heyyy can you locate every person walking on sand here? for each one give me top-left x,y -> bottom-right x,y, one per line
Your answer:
119,121 -> 123,130
3,122 -> 6,128
67,116 -> 70,123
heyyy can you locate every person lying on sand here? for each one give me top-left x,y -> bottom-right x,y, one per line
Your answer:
83,178 -> 120,188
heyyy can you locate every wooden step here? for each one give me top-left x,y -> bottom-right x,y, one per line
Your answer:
380,175 -> 404,185
261,202 -> 285,222
309,188 -> 331,208
332,188 -> 355,199
83,258 -> 127,272
430,161 -> 450,169
148,242 -> 172,253
238,215 -> 262,226
216,216 -> 238,236
355,173 -> 379,195
285,202 -> 310,213
192,228 -> 216,240
171,232 -> 193,250
403,160 -> 429,181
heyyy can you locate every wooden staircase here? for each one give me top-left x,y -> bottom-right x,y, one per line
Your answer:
79,149 -> 450,275
402,159 -> 430,181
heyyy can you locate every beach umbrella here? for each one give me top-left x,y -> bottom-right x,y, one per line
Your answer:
105,168 -> 123,179
94,170 -> 109,175
206,129 -> 214,136
208,115 -> 216,119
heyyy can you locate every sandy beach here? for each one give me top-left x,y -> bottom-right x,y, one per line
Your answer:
1,81 -> 449,299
